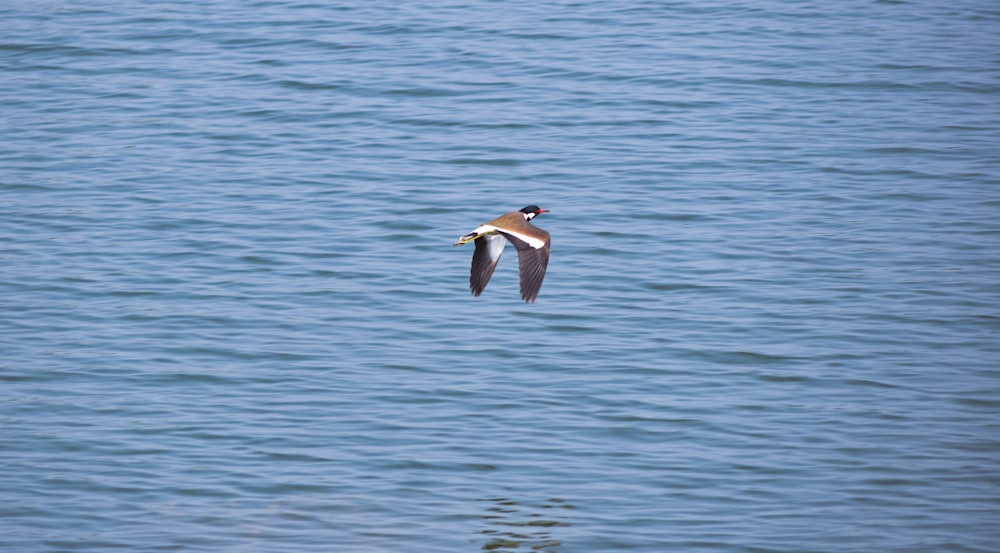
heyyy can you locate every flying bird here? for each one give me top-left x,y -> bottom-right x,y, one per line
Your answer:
454,205 -> 551,303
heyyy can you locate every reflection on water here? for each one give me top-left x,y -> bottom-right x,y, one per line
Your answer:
479,497 -> 573,551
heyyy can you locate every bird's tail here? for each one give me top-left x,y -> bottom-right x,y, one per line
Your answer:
454,226 -> 495,246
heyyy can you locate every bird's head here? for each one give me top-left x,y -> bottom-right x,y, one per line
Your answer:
520,205 -> 548,221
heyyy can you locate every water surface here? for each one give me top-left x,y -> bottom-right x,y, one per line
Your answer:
2,1 -> 999,551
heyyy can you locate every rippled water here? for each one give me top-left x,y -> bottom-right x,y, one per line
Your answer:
2,1 -> 999,551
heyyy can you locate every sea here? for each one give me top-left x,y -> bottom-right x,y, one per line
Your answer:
2,1 -> 999,551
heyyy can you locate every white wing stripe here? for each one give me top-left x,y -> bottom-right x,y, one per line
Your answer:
491,226 -> 547,249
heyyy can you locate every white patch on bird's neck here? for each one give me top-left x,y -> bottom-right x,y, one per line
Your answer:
523,212 -> 536,221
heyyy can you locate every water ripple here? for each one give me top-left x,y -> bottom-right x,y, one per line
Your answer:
2,0 -> 999,552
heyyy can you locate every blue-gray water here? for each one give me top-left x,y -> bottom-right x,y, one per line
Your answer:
2,1 -> 999,551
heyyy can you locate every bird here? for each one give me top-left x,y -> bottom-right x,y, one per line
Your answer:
454,205 -> 551,303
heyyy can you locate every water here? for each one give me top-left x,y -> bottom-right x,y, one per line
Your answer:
2,1 -> 999,551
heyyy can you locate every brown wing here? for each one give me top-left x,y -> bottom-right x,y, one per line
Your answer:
498,230 -> 550,303
470,234 -> 505,296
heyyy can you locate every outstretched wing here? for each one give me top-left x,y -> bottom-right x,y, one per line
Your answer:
498,231 -> 550,303
470,234 -> 506,296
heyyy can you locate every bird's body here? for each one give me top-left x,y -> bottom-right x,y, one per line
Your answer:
454,206 -> 550,303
